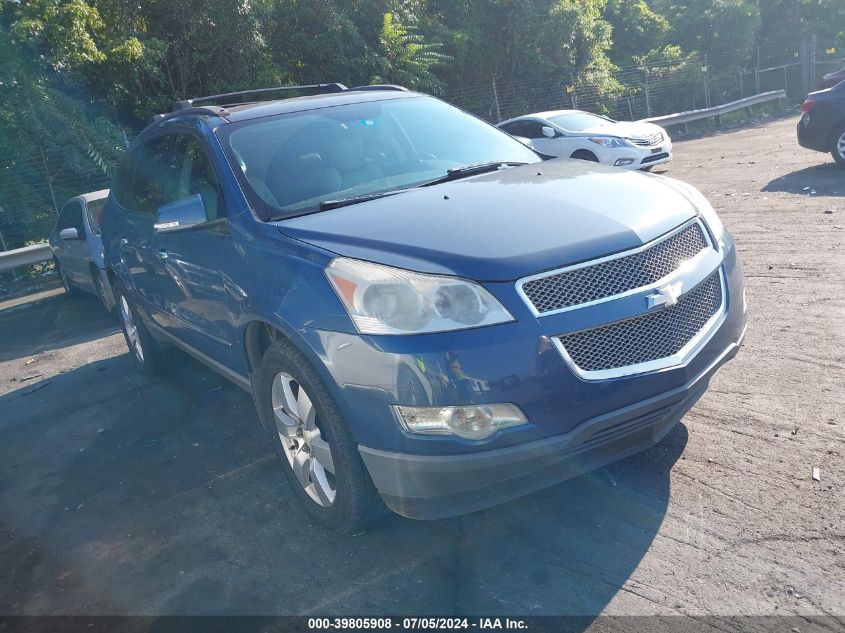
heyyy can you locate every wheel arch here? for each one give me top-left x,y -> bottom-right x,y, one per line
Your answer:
828,116 -> 845,148
570,148 -> 599,162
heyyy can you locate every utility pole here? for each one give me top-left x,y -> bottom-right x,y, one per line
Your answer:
755,46 -> 761,94
703,54 -> 710,109
643,68 -> 651,118
491,79 -> 502,123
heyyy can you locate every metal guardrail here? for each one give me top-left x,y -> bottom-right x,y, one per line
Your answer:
0,243 -> 52,274
641,90 -> 787,127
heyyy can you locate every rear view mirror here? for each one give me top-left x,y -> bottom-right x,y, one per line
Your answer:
59,228 -> 81,240
154,195 -> 209,234
541,126 -> 557,138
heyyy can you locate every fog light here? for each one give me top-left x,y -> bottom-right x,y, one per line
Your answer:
393,404 -> 527,440
614,158 -> 635,166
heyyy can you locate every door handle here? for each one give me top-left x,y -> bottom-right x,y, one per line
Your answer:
119,238 -> 129,246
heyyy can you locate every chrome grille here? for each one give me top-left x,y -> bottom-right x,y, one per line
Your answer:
630,132 -> 664,147
556,271 -> 722,373
521,222 -> 709,314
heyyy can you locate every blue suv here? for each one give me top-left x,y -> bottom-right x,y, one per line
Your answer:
102,84 -> 747,532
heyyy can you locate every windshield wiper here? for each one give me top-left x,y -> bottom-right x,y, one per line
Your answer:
319,188 -> 410,211
313,161 -> 528,212
420,160 -> 529,187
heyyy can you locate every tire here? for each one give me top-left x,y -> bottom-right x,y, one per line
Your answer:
831,126 -> 845,167
571,150 -> 600,163
56,260 -> 80,297
91,267 -> 115,315
113,283 -> 175,375
255,337 -> 384,532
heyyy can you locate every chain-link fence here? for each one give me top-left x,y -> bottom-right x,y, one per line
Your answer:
0,37 -> 842,259
441,39 -> 842,123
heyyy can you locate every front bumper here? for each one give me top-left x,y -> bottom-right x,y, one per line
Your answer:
359,326 -> 744,519
609,141 -> 673,170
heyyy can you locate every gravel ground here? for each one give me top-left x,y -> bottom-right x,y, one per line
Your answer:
0,115 -> 842,624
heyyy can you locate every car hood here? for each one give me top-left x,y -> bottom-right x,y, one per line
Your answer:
574,120 -> 666,140
277,160 -> 699,281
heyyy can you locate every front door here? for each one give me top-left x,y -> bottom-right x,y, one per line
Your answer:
55,200 -> 89,286
151,132 -> 236,363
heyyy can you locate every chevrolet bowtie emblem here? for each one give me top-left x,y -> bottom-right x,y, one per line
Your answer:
647,281 -> 683,310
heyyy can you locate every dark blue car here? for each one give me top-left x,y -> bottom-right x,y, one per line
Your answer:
102,84 -> 747,532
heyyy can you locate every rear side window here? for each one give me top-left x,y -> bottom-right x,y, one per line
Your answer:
129,135 -> 174,214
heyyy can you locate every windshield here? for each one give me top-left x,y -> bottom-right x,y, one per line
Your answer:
547,112 -> 614,132
217,96 -> 539,219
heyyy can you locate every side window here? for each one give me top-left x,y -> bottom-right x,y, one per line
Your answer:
58,201 -> 84,231
168,135 -> 223,219
111,151 -> 136,208
499,122 -> 521,135
129,135 -> 174,214
520,121 -> 547,139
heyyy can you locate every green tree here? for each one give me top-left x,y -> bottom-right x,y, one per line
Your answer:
372,12 -> 450,90
603,0 -> 670,64
0,4 -> 124,249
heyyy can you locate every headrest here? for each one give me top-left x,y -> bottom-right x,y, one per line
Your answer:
330,137 -> 365,172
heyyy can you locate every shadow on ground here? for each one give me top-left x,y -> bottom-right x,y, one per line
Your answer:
763,162 -> 844,197
0,293 -> 687,620
0,291 -> 118,363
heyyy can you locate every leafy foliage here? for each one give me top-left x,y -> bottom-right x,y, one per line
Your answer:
0,0 -> 840,249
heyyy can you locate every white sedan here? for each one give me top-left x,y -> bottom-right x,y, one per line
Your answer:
497,110 -> 672,170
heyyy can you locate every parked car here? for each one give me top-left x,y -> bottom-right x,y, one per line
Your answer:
798,80 -> 845,166
820,67 -> 845,90
102,84 -> 746,532
49,189 -> 115,312
497,109 -> 672,170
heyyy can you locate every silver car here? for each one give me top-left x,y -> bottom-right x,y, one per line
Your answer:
48,189 -> 115,312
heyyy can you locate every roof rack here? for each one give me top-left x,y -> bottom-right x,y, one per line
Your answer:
348,84 -> 409,92
172,83 -> 349,112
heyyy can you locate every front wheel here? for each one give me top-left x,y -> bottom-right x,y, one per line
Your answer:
91,268 -> 115,315
55,260 -> 79,297
255,338 -> 384,532
831,127 -> 845,166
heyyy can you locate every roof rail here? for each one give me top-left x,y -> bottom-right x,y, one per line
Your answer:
348,84 -> 409,92
172,83 -> 349,111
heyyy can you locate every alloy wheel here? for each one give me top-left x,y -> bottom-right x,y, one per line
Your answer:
271,372 -> 336,507
119,296 -> 144,363
837,131 -> 845,160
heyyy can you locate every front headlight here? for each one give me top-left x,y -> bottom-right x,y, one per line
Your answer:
325,258 -> 515,335
589,137 -> 632,148
393,404 -> 528,440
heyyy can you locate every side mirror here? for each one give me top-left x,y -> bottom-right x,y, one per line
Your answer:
59,227 -> 81,240
154,195 -> 209,234
541,126 -> 557,139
